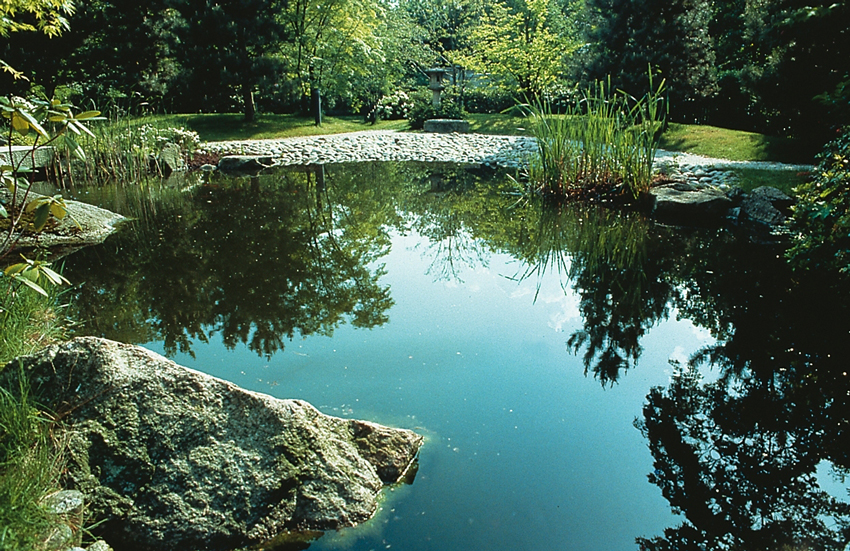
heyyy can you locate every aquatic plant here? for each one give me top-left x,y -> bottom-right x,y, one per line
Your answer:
69,115 -> 201,183
521,71 -> 667,200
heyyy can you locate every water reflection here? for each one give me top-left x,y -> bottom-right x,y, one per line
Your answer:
637,247 -> 850,550
513,202 -> 675,385
66,165 -> 403,357
59,162 -> 850,549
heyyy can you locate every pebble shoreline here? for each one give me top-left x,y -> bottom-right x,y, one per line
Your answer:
201,130 -> 814,188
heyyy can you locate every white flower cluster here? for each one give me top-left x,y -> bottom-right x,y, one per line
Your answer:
132,124 -> 201,155
373,91 -> 414,120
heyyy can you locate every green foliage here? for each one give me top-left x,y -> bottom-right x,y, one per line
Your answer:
407,88 -> 465,130
0,0 -> 74,80
742,0 -> 850,140
522,73 -> 667,200
461,86 -> 516,114
452,0 -> 580,99
787,129 -> 850,278
0,95 -> 101,259
585,0 -> 716,123
401,0 -> 484,56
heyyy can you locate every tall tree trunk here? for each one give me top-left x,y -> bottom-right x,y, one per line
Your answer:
243,82 -> 256,122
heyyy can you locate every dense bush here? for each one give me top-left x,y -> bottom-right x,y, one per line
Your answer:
407,87 -> 465,130
787,128 -> 850,277
366,91 -> 414,122
462,86 -> 516,114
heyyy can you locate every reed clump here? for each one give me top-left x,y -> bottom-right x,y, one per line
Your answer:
522,72 -> 667,201
53,112 -> 200,184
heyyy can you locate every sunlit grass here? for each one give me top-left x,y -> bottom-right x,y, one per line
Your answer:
140,113 -> 409,142
0,281 -> 74,551
659,122 -> 818,164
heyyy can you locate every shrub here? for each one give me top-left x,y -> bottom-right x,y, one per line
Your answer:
367,91 -> 414,122
462,86 -> 516,114
407,87 -> 465,130
787,128 -> 850,277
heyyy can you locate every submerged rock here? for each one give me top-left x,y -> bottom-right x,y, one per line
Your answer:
1,337 -> 423,551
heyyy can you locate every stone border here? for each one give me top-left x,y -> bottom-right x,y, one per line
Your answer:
201,130 -> 814,184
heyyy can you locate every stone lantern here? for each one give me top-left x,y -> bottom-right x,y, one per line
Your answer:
425,67 -> 449,107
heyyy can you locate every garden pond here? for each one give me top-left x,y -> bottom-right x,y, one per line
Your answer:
57,161 -> 850,551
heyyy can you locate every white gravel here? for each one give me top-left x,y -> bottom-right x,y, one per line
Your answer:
202,130 -> 814,172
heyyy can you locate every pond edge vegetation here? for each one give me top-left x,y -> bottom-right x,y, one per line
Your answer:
520,72 -> 667,202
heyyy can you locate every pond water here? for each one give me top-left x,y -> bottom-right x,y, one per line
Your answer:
60,162 -> 850,551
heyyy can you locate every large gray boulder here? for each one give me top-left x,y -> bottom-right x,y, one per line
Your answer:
646,181 -> 733,224
1,337 -> 423,551
0,187 -> 125,253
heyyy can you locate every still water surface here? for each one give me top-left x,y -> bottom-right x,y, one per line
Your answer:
61,162 -> 850,551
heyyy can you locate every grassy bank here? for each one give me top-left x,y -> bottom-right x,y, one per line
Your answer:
100,112 -> 814,166
0,282 -> 74,550
135,113 -> 408,142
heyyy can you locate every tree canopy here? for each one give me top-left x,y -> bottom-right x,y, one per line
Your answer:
2,0 -> 848,144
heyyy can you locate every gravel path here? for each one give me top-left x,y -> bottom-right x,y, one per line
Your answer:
201,130 -> 814,182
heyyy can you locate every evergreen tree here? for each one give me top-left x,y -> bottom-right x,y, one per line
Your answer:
584,0 -> 717,122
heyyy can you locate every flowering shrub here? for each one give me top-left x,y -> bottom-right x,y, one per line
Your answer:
131,124 -> 201,156
368,91 -> 414,121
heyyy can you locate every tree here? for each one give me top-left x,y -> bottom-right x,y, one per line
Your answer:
0,0 -> 74,78
171,0 -> 289,120
399,0 -> 484,59
584,0 -> 717,122
453,0 -> 580,99
278,0 -> 388,116
743,0 -> 850,140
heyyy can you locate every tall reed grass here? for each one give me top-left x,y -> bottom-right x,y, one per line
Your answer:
52,111 -> 200,185
522,72 -> 667,200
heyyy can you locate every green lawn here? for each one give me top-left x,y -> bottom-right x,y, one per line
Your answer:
130,112 -> 818,166
142,113 -> 408,142
659,122 -> 819,164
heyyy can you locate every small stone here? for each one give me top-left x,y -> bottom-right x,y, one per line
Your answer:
42,490 -> 85,515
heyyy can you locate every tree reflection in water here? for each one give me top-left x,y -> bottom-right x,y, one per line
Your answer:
62,162 -> 850,548
64,164 -> 403,357
515,201 -> 675,385
516,199 -> 850,548
636,241 -> 850,550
